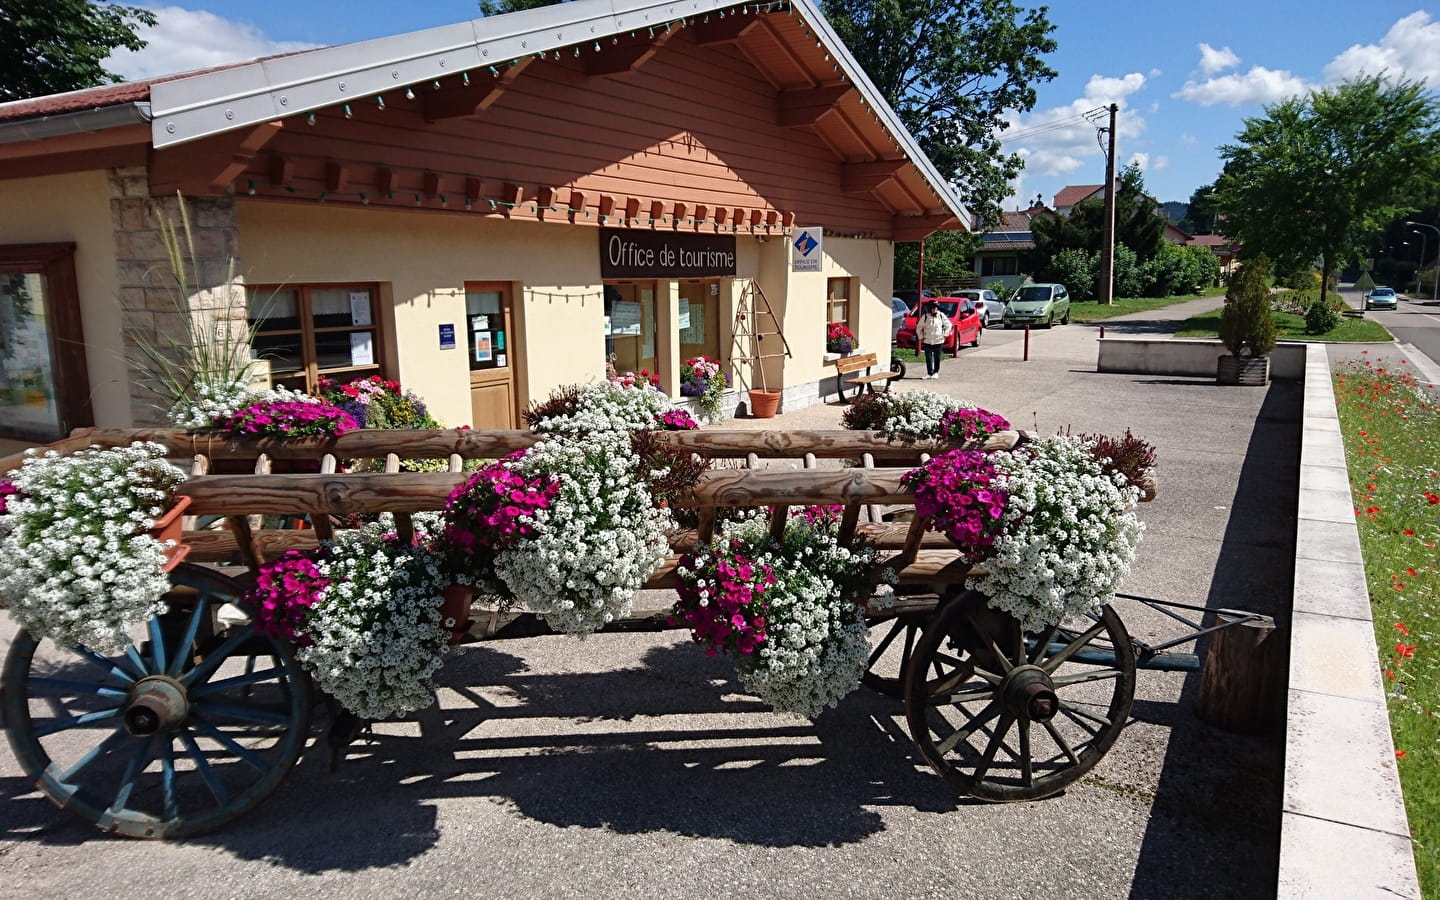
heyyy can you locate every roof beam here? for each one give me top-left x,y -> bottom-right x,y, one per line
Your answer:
422,61 -> 532,122
584,29 -> 676,76
691,14 -> 757,45
892,214 -> 962,243
777,85 -> 855,128
841,159 -> 906,194
149,122 -> 284,195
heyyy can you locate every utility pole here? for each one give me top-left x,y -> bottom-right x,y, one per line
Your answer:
1097,103 -> 1118,305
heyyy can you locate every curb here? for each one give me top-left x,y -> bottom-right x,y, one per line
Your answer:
1277,344 -> 1420,898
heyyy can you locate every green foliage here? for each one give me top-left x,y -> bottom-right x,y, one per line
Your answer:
1112,244 -> 1145,299
894,230 -> 979,290
1218,255 -> 1277,357
478,0 -> 559,13
1048,249 -> 1095,301
1215,75 -> 1440,311
1030,164 -> 1169,284
1274,263 -> 1319,291
1141,242 -> 1197,297
1177,182 -> 1217,234
0,0 -> 156,102
1304,298 -> 1340,334
823,0 -> 1057,232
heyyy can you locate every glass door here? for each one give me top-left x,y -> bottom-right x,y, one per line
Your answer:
465,283 -> 516,429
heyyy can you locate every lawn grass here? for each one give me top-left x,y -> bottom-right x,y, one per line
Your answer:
1174,308 -> 1392,342
1067,286 -> 1226,323
893,347 -> 921,362
1334,358 -> 1440,890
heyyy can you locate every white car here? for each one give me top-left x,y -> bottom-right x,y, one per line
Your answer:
1364,286 -> 1398,310
952,289 -> 1006,326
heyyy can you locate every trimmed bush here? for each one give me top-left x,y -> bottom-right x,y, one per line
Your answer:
1305,298 -> 1340,334
1219,255 -> 1277,357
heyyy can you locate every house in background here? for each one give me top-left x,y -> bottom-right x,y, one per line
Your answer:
1052,185 -> 1104,216
969,204 -> 1047,294
1187,233 -> 1239,277
0,0 -> 967,442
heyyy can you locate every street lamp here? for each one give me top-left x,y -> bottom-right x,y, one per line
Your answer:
1406,221 -> 1440,302
1404,234 -> 1426,295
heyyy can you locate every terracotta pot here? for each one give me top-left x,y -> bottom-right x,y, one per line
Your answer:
440,584 -> 475,644
147,495 -> 193,573
747,389 -> 781,419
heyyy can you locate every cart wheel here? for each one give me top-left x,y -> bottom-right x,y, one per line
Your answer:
889,357 -> 906,380
862,608 -> 929,698
904,589 -> 1134,802
2,563 -> 312,838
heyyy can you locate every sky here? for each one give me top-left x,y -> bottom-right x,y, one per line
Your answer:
101,1 -> 1440,212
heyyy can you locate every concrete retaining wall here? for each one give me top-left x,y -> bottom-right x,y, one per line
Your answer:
1097,337 -> 1307,379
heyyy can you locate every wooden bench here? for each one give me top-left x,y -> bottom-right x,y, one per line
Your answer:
831,351 -> 900,398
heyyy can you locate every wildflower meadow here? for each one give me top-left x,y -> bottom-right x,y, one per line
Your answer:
1333,354 -> 1440,890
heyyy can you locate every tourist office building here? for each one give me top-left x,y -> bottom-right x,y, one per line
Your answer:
0,0 -> 966,441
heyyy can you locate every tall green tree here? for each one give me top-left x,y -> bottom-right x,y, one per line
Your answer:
1027,162 -> 1166,275
1177,181 -> 1217,234
823,0 -> 1056,233
1213,75 -> 1440,304
0,0 -> 156,102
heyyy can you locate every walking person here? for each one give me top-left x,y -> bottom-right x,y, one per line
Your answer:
917,300 -> 953,379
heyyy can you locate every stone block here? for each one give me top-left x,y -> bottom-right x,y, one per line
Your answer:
1294,517 -> 1362,563
1284,688 -> 1411,835
1288,610 -> 1387,702
1292,557 -> 1373,620
1277,813 -> 1419,899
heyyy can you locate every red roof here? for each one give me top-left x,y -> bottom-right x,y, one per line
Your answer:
1053,185 -> 1103,209
1188,234 -> 1231,248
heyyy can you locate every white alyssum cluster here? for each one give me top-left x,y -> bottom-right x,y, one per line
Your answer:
719,516 -> 879,718
299,524 -> 451,719
0,442 -> 185,652
880,390 -> 974,441
493,432 -> 673,633
969,435 -> 1144,632
531,382 -> 675,433
167,379 -> 317,429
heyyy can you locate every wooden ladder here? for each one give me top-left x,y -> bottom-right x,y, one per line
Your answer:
729,280 -> 791,392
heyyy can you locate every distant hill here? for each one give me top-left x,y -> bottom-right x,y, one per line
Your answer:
1161,201 -> 1188,225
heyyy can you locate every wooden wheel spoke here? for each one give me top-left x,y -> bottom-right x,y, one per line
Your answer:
1056,698 -> 1112,730
1050,668 -> 1124,688
935,699 -> 1002,755
1029,624 -> 1059,665
57,728 -> 130,783
189,667 -> 285,700
73,648 -> 138,685
167,596 -> 211,677
160,738 -> 179,821
1041,620 -> 1109,673
1018,719 -> 1033,787
179,625 -> 256,688
33,706 -> 123,738
1043,719 -> 1082,767
869,619 -> 905,665
971,713 -> 1015,784
107,735 -> 155,815
191,700 -> 293,728
178,731 -> 230,807
188,715 -> 277,774
27,677 -> 128,700
124,645 -> 151,678
147,617 -> 168,674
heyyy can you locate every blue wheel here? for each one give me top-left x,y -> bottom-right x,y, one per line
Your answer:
2,564 -> 311,838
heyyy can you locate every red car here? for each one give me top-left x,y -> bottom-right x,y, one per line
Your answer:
895,298 -> 983,352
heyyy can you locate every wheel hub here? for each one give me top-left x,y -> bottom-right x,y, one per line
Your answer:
1000,665 -> 1058,722
123,676 -> 190,736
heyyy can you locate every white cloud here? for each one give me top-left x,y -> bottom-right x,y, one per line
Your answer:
1197,43 -> 1240,76
1172,66 -> 1310,107
998,73 -> 1148,180
1152,155 -> 1170,171
1324,11 -> 1440,86
105,6 -> 321,82
1128,151 -> 1149,169
1179,133 -> 1197,148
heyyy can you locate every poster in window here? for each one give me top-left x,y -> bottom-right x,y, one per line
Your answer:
679,300 -> 704,343
349,292 -> 372,326
471,315 -> 489,331
610,300 -> 641,335
496,353 -> 507,367
349,332 -> 374,366
495,331 -> 505,350
474,332 -> 493,363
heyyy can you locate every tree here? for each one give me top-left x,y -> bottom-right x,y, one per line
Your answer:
478,0 -> 557,14
1178,181 -> 1217,235
894,231 -> 972,292
1213,75 -> 1440,308
1218,254 -> 1276,358
1027,163 -> 1166,279
0,0 -> 157,103
823,0 -> 1057,233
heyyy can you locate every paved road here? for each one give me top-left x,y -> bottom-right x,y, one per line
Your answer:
1,304 -> 1295,899
1332,285 -> 1440,385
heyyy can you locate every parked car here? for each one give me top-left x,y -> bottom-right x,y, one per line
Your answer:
895,298 -> 983,351
1003,283 -> 1071,328
951,289 -> 1005,326
892,288 -> 937,310
891,296 -> 912,340
1364,286 -> 1398,310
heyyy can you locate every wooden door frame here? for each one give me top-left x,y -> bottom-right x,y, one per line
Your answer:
463,281 -> 516,428
0,242 -> 92,435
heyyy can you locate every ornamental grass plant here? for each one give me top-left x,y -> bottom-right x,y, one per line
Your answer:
1334,355 -> 1440,890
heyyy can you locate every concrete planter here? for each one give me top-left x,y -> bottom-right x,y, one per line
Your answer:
1217,354 -> 1270,386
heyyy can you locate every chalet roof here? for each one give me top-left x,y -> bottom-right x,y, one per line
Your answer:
1187,233 -> 1232,248
1053,184 -> 1102,208
0,0 -> 966,229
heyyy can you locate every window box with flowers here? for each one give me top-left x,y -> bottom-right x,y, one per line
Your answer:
678,355 -> 730,423
826,323 -> 856,357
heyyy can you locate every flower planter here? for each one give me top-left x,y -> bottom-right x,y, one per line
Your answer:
440,583 -> 475,644
147,495 -> 193,573
747,389 -> 781,418
1216,354 -> 1270,386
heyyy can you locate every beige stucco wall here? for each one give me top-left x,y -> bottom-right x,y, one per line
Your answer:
238,201 -> 606,427
773,234 -> 895,390
0,170 -> 128,426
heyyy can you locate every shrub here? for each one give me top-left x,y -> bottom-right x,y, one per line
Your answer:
1218,254 -> 1277,357
1111,244 -> 1145,299
1305,298 -> 1340,334
1049,249 -> 1095,302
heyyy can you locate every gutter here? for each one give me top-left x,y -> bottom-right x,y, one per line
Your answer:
0,102 -> 152,146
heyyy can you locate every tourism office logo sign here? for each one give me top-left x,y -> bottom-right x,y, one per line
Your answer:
791,226 -> 822,272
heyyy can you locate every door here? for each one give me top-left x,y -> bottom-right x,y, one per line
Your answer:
464,283 -> 515,429
0,243 -> 89,441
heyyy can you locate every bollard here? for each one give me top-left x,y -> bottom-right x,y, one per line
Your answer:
1023,324 -> 1030,361
1100,324 -> 1105,339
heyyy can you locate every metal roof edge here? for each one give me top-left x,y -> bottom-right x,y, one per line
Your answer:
147,0 -> 967,227
0,102 -> 151,146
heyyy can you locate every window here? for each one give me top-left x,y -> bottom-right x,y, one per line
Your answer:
981,256 -> 1019,277
0,243 -> 89,440
604,281 -> 657,375
826,277 -> 852,325
247,283 -> 383,392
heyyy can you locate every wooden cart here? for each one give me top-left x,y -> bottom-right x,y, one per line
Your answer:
1,426 -> 1234,839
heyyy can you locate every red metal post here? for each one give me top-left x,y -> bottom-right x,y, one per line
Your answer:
1023,324 -> 1030,361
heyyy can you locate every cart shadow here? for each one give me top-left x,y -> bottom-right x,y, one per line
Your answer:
185,639 -> 966,871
